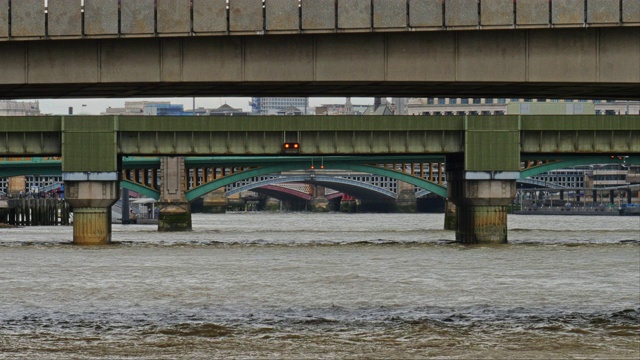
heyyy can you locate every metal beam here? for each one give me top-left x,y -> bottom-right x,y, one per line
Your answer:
187,161 -> 447,201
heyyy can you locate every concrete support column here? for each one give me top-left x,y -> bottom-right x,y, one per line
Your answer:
455,205 -> 508,244
73,208 -> 112,244
309,185 -> 329,212
202,188 -> 227,213
396,180 -> 417,213
158,156 -> 192,231
64,180 -> 119,245
444,200 -> 457,231
447,170 -> 516,244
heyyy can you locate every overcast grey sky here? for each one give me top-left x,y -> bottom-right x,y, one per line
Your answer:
35,97 -> 375,115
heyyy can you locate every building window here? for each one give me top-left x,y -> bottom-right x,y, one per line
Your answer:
485,98 -> 494,105
438,98 -> 446,105
473,98 -> 481,104
461,98 -> 469,104
449,98 -> 457,105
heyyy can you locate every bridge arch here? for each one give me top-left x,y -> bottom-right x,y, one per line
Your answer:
121,180 -> 160,200
227,175 -> 397,200
519,155 -> 636,178
186,161 -> 448,201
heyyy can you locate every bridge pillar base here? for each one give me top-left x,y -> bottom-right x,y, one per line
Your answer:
310,198 -> 330,212
64,180 -> 119,245
72,208 -> 113,245
202,188 -> 227,213
157,157 -> 192,231
158,202 -> 192,232
455,205 -> 508,244
396,188 -> 417,213
444,200 -> 457,231
447,170 -> 516,244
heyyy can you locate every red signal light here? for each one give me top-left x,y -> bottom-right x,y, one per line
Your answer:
283,142 -> 300,154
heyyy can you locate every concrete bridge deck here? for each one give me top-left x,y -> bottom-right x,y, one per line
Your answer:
1,0 -> 638,41
0,1 -> 638,99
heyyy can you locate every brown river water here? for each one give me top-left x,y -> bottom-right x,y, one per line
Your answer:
1,213 -> 639,359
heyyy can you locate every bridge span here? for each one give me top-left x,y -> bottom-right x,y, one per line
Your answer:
1,114 -> 638,245
0,1 -> 638,99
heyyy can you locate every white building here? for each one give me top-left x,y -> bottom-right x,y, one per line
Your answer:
250,97 -> 309,115
406,98 -> 640,116
0,100 -> 41,116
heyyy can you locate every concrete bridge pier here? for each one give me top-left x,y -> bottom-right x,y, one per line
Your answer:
444,200 -> 457,231
396,181 -> 417,213
309,185 -> 329,212
64,180 -> 119,245
202,188 -> 227,213
448,171 -> 517,244
158,157 -> 192,231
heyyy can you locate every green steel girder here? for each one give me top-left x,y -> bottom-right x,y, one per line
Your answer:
185,162 -> 448,202
0,160 -> 61,177
121,156 -> 161,168
2,115 -> 640,163
121,180 -> 160,200
519,155 -> 640,179
183,155 -> 446,167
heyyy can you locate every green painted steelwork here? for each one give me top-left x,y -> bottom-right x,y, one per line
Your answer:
2,115 -> 639,173
118,115 -> 466,132
121,180 -> 160,200
465,116 -> 520,172
122,157 -> 161,168
519,155 -> 640,179
184,155 -> 446,167
4,154 -> 637,201
520,115 -> 640,130
62,116 -> 118,172
186,162 -> 448,201
0,160 -> 61,177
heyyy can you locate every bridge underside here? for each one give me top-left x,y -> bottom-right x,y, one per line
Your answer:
2,81 -> 639,100
1,28 -> 639,100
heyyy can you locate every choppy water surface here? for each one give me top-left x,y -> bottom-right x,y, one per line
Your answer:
1,213 -> 639,359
